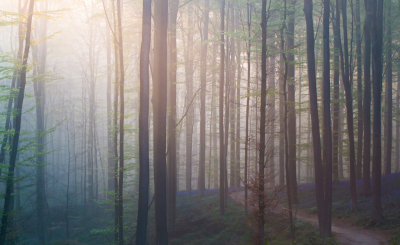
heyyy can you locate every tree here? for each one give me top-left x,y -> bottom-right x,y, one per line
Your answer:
339,0 -> 357,210
322,0 -> 332,238
259,0 -> 268,241
0,0 -> 35,243
185,5 -> 194,193
136,0 -> 151,242
116,0 -> 125,243
304,0 -> 326,238
332,0 -> 340,183
287,0 -> 297,204
355,0 -> 363,180
384,0 -> 392,176
371,0 -> 383,224
362,0 -> 372,196
153,0 -> 169,242
244,1 -> 251,216
199,0 -> 210,194
219,0 -> 226,216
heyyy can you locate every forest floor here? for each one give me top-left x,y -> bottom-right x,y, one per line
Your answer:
231,172 -> 400,245
20,187 -> 332,244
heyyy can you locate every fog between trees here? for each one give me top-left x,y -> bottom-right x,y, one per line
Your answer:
0,0 -> 395,244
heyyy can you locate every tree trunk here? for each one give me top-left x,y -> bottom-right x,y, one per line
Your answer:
235,9 -> 241,187
167,0 -> 178,229
199,0 -> 210,193
287,0 -> 298,204
136,0 -> 151,241
185,6 -> 194,193
116,0 -> 125,242
0,0 -> 34,243
219,0 -> 226,216
244,2 -> 251,216
384,0 -> 392,176
153,0 -> 169,242
332,0 -> 340,183
355,0 -> 363,180
106,8 -> 115,196
339,0 -> 357,209
212,43 -> 218,189
322,0 -> 332,238
304,0 -> 326,237
370,0 -> 384,223
362,0 -> 372,196
259,0 -> 267,242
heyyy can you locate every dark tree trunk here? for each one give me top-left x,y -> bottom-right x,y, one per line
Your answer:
235,9 -> 241,187
106,8 -> 115,195
229,6 -> 236,189
355,0 -> 363,180
362,0 -> 372,196
332,0 -> 340,184
269,44 -> 276,185
212,43 -> 218,189
167,0 -> 178,229
304,0 -> 326,237
287,0 -> 297,204
185,6 -> 194,193
116,0 -> 125,243
322,0 -> 332,238
384,0 -> 392,176
136,0 -> 151,242
244,2 -> 251,216
219,0 -> 226,216
199,0 -> 210,193
153,0 -> 169,242
339,0 -> 357,209
0,0 -> 34,243
371,0 -> 384,223
259,0 -> 267,242
279,27 -> 285,187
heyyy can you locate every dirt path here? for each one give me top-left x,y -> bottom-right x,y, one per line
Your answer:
230,191 -> 390,245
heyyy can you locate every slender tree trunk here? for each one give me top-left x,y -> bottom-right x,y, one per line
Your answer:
355,0 -> 363,180
116,0 -> 125,243
167,0 -> 178,229
332,0 -> 340,183
0,0 -> 34,243
384,0 -> 392,176
199,0 -> 210,193
297,56 -> 301,183
235,10 -> 241,187
219,0 -> 226,216
153,0 -> 169,242
269,42 -> 276,185
185,6 -> 194,193
212,43 -> 218,189
244,2 -> 251,216
322,0 -> 332,238
136,0 -> 151,241
339,0 -> 357,209
396,67 -> 400,173
259,0 -> 267,241
111,0 -> 120,240
371,0 -> 384,223
287,0 -> 297,203
106,10 -> 115,195
304,0 -> 326,236
279,27 -> 285,187
362,0 -> 372,196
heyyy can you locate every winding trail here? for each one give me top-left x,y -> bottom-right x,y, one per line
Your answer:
230,190 -> 390,245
